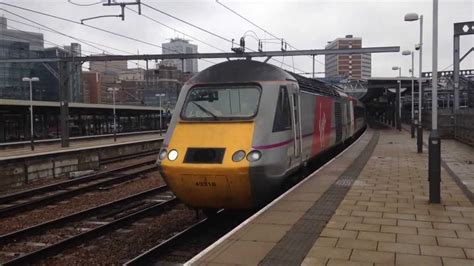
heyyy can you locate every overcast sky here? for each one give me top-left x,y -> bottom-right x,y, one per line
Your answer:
1,0 -> 473,78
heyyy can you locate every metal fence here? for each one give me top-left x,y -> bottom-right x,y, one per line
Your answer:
422,109 -> 474,146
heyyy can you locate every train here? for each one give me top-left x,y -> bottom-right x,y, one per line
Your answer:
156,60 -> 366,211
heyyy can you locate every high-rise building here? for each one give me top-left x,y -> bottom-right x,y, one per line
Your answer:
82,72 -> 101,104
0,17 -> 44,100
162,38 -> 198,73
0,17 -> 82,102
325,35 -> 371,80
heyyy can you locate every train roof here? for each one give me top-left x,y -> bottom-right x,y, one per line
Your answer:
188,60 -> 341,97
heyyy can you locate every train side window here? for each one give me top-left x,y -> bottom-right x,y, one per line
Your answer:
272,86 -> 292,132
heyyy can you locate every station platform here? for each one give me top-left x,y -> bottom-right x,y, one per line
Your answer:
188,128 -> 474,265
0,132 -> 164,161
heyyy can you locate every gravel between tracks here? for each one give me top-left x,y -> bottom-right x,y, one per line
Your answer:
41,204 -> 198,265
0,171 -> 164,235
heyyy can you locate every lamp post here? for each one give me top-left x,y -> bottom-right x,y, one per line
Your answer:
107,88 -> 120,142
402,50 -> 415,138
405,12 -> 424,153
392,66 -> 402,131
22,77 -> 40,151
155,93 -> 165,136
429,0 -> 441,203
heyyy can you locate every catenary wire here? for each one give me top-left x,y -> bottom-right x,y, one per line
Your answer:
0,3 -> 216,65
141,2 -> 307,73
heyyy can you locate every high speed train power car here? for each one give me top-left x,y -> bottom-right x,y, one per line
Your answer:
157,60 -> 366,210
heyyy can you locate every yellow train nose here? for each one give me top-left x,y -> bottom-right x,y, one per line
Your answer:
161,163 -> 252,209
160,122 -> 255,209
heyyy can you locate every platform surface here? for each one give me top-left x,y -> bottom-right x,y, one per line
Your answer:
0,133 -> 163,160
189,128 -> 474,266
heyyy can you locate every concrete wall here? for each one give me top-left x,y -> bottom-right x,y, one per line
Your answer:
0,139 -> 161,191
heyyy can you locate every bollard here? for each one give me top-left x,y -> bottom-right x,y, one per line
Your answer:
428,130 -> 441,203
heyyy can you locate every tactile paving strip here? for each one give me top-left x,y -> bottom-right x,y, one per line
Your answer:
259,131 -> 380,266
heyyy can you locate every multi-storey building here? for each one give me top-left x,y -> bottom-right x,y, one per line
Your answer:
0,17 -> 44,100
325,35 -> 371,80
162,38 -> 198,73
89,56 -> 128,74
0,17 -> 82,102
82,71 -> 101,104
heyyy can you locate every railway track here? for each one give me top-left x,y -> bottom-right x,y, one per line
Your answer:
99,149 -> 159,166
0,185 -> 177,265
125,210 -> 252,265
0,159 -> 157,218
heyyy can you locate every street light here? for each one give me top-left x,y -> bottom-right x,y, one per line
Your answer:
429,0 -> 441,203
107,87 -> 120,142
155,93 -> 165,136
392,66 -> 402,131
402,50 -> 416,138
22,77 -> 40,151
404,12 -> 424,153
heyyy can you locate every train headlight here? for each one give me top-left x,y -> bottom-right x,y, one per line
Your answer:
246,150 -> 262,162
158,149 -> 167,160
168,149 -> 178,161
232,150 -> 246,162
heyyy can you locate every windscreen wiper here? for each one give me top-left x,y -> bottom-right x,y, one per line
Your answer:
192,102 -> 219,120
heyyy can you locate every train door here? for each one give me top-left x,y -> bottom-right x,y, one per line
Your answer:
334,101 -> 343,143
289,87 -> 303,164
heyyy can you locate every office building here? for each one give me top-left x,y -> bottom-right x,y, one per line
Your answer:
0,17 -> 44,100
0,17 -> 82,102
325,35 -> 371,80
162,38 -> 198,73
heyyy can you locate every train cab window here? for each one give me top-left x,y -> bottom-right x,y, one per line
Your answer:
181,85 -> 261,120
272,87 -> 292,132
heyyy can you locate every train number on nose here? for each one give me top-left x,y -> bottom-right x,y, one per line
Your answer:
195,181 -> 217,187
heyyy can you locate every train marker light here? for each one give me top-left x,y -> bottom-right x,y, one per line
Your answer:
159,149 -> 167,160
232,150 -> 246,162
246,150 -> 262,162
168,150 -> 178,161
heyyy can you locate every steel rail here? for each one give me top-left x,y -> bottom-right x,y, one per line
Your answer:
2,195 -> 178,265
0,161 -> 157,217
124,217 -> 209,266
0,159 -> 155,204
0,185 -> 169,244
100,149 -> 159,165
124,210 -> 252,265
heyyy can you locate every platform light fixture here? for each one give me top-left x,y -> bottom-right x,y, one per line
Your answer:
22,77 -> 40,151
404,11 -> 424,153
392,66 -> 402,131
429,0 -> 441,204
402,50 -> 416,138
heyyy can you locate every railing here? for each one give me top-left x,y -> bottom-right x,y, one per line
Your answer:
420,109 -> 474,146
